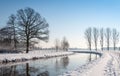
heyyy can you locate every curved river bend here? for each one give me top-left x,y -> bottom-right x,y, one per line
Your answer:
0,53 -> 100,76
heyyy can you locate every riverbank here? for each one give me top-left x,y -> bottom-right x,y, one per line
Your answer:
0,51 -> 74,64
60,51 -> 120,76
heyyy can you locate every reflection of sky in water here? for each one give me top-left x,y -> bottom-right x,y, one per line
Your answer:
0,53 -> 99,76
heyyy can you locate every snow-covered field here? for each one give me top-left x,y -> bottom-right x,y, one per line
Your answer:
0,50 -> 74,63
60,51 -> 120,76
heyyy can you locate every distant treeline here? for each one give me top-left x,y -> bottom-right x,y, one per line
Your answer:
84,27 -> 119,51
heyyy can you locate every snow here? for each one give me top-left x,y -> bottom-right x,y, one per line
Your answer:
60,51 -> 120,76
0,50 -> 74,63
0,50 -> 120,76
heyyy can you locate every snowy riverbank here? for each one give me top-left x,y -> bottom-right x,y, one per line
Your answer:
60,51 -> 120,76
0,50 -> 74,64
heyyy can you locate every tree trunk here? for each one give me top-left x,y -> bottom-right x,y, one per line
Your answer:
26,38 -> 29,53
95,44 -> 97,51
89,43 -> 91,51
14,29 -> 17,50
101,44 -> 103,51
108,41 -> 109,51
95,41 -> 97,51
114,43 -> 115,51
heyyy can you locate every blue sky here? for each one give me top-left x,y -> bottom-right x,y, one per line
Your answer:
0,0 -> 120,48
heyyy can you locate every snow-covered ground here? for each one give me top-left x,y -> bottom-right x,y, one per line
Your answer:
0,50 -> 74,63
60,51 -> 120,76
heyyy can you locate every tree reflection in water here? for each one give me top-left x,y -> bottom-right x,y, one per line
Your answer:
37,71 -> 49,76
55,58 -> 59,72
60,56 -> 69,69
0,64 -> 25,76
0,65 -> 19,76
88,53 -> 92,62
0,63 -> 49,76
26,63 -> 49,76
87,53 -> 99,62
95,54 -> 98,59
26,63 -> 30,76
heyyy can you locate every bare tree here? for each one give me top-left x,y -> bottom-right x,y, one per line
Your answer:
93,28 -> 99,51
105,28 -> 111,51
16,7 -> 49,53
55,39 -> 60,52
100,28 -> 104,51
84,27 -> 92,51
112,29 -> 119,50
7,14 -> 17,50
61,37 -> 69,51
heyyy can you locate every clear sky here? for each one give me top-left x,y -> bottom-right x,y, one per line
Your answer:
0,0 -> 120,48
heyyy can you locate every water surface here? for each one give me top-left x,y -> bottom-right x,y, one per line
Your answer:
0,53 -> 99,76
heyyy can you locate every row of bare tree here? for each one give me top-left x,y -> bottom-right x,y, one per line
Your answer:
55,37 -> 69,51
85,27 -> 119,51
0,7 -> 49,53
